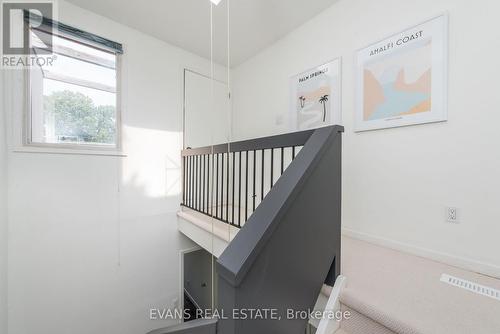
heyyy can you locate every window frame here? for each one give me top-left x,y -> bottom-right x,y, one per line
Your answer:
24,27 -> 123,153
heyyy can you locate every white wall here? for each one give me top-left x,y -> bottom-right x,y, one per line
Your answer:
231,0 -> 500,277
3,2 -> 226,334
184,70 -> 231,148
0,69 -> 8,334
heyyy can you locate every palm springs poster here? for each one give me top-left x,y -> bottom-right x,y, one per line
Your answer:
290,59 -> 341,130
355,15 -> 448,132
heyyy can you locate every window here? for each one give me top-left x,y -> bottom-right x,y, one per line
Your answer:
27,16 -> 123,150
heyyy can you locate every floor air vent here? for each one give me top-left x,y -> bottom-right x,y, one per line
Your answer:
440,274 -> 500,301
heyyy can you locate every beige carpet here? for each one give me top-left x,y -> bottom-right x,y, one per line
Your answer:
340,304 -> 397,334
340,236 -> 500,334
334,329 -> 350,334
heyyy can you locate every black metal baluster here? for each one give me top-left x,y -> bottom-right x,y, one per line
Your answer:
261,149 -> 264,202
197,156 -> 200,208
186,156 -> 189,205
194,155 -> 197,210
245,151 -> 249,222
192,156 -> 194,208
198,156 -> 201,210
206,155 -> 208,214
216,153 -> 219,218
189,156 -> 194,208
197,155 -> 203,211
182,157 -> 185,205
210,153 -> 213,216
191,156 -> 194,209
232,152 -> 235,225
201,155 -> 205,213
280,147 -> 284,175
187,156 -> 190,207
238,151 -> 242,227
226,151 -> 230,223
206,154 -> 210,215
252,150 -> 256,212
193,155 -> 196,209
185,156 -> 188,206
221,153 -> 225,221
270,149 -> 274,189
185,156 -> 188,207
292,146 -> 296,160
194,156 -> 196,208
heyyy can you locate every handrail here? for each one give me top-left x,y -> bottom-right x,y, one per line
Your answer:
181,129 -> 315,156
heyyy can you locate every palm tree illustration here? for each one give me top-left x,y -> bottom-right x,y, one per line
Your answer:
319,95 -> 329,122
299,96 -> 306,108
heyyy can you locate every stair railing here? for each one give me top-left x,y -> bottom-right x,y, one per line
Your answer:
181,129 -> 315,227
154,125 -> 344,334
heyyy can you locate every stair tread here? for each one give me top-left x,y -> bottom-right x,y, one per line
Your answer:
334,329 -> 350,334
340,236 -> 500,334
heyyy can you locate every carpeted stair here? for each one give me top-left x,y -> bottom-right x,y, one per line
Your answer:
329,236 -> 500,334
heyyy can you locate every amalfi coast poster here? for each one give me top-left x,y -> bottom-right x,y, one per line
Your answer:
355,15 -> 448,131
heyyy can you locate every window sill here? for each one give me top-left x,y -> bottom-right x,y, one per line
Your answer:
12,146 -> 127,157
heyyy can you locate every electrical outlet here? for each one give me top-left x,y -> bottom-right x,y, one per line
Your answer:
447,207 -> 458,223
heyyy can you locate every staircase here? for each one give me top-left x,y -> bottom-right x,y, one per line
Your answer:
149,125 -> 344,334
312,235 -> 500,334
152,124 -> 500,334
335,236 -> 500,334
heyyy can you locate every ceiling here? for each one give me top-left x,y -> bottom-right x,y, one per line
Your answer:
64,0 -> 339,66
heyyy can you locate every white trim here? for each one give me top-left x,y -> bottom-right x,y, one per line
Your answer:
43,71 -> 116,93
115,53 -> 123,152
47,44 -> 116,69
177,210 -> 238,243
342,228 -> 500,279
183,288 -> 202,310
177,210 -> 236,258
12,146 -> 126,157
179,245 -> 202,323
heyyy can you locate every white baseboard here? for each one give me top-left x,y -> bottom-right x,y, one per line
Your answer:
342,228 -> 500,280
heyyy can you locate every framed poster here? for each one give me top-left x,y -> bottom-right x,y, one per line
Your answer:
355,14 -> 448,132
290,59 -> 341,130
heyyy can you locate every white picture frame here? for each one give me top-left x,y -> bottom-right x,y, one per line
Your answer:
290,59 -> 342,130
355,14 -> 448,132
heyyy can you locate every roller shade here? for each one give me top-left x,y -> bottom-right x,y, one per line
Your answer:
24,10 -> 123,54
